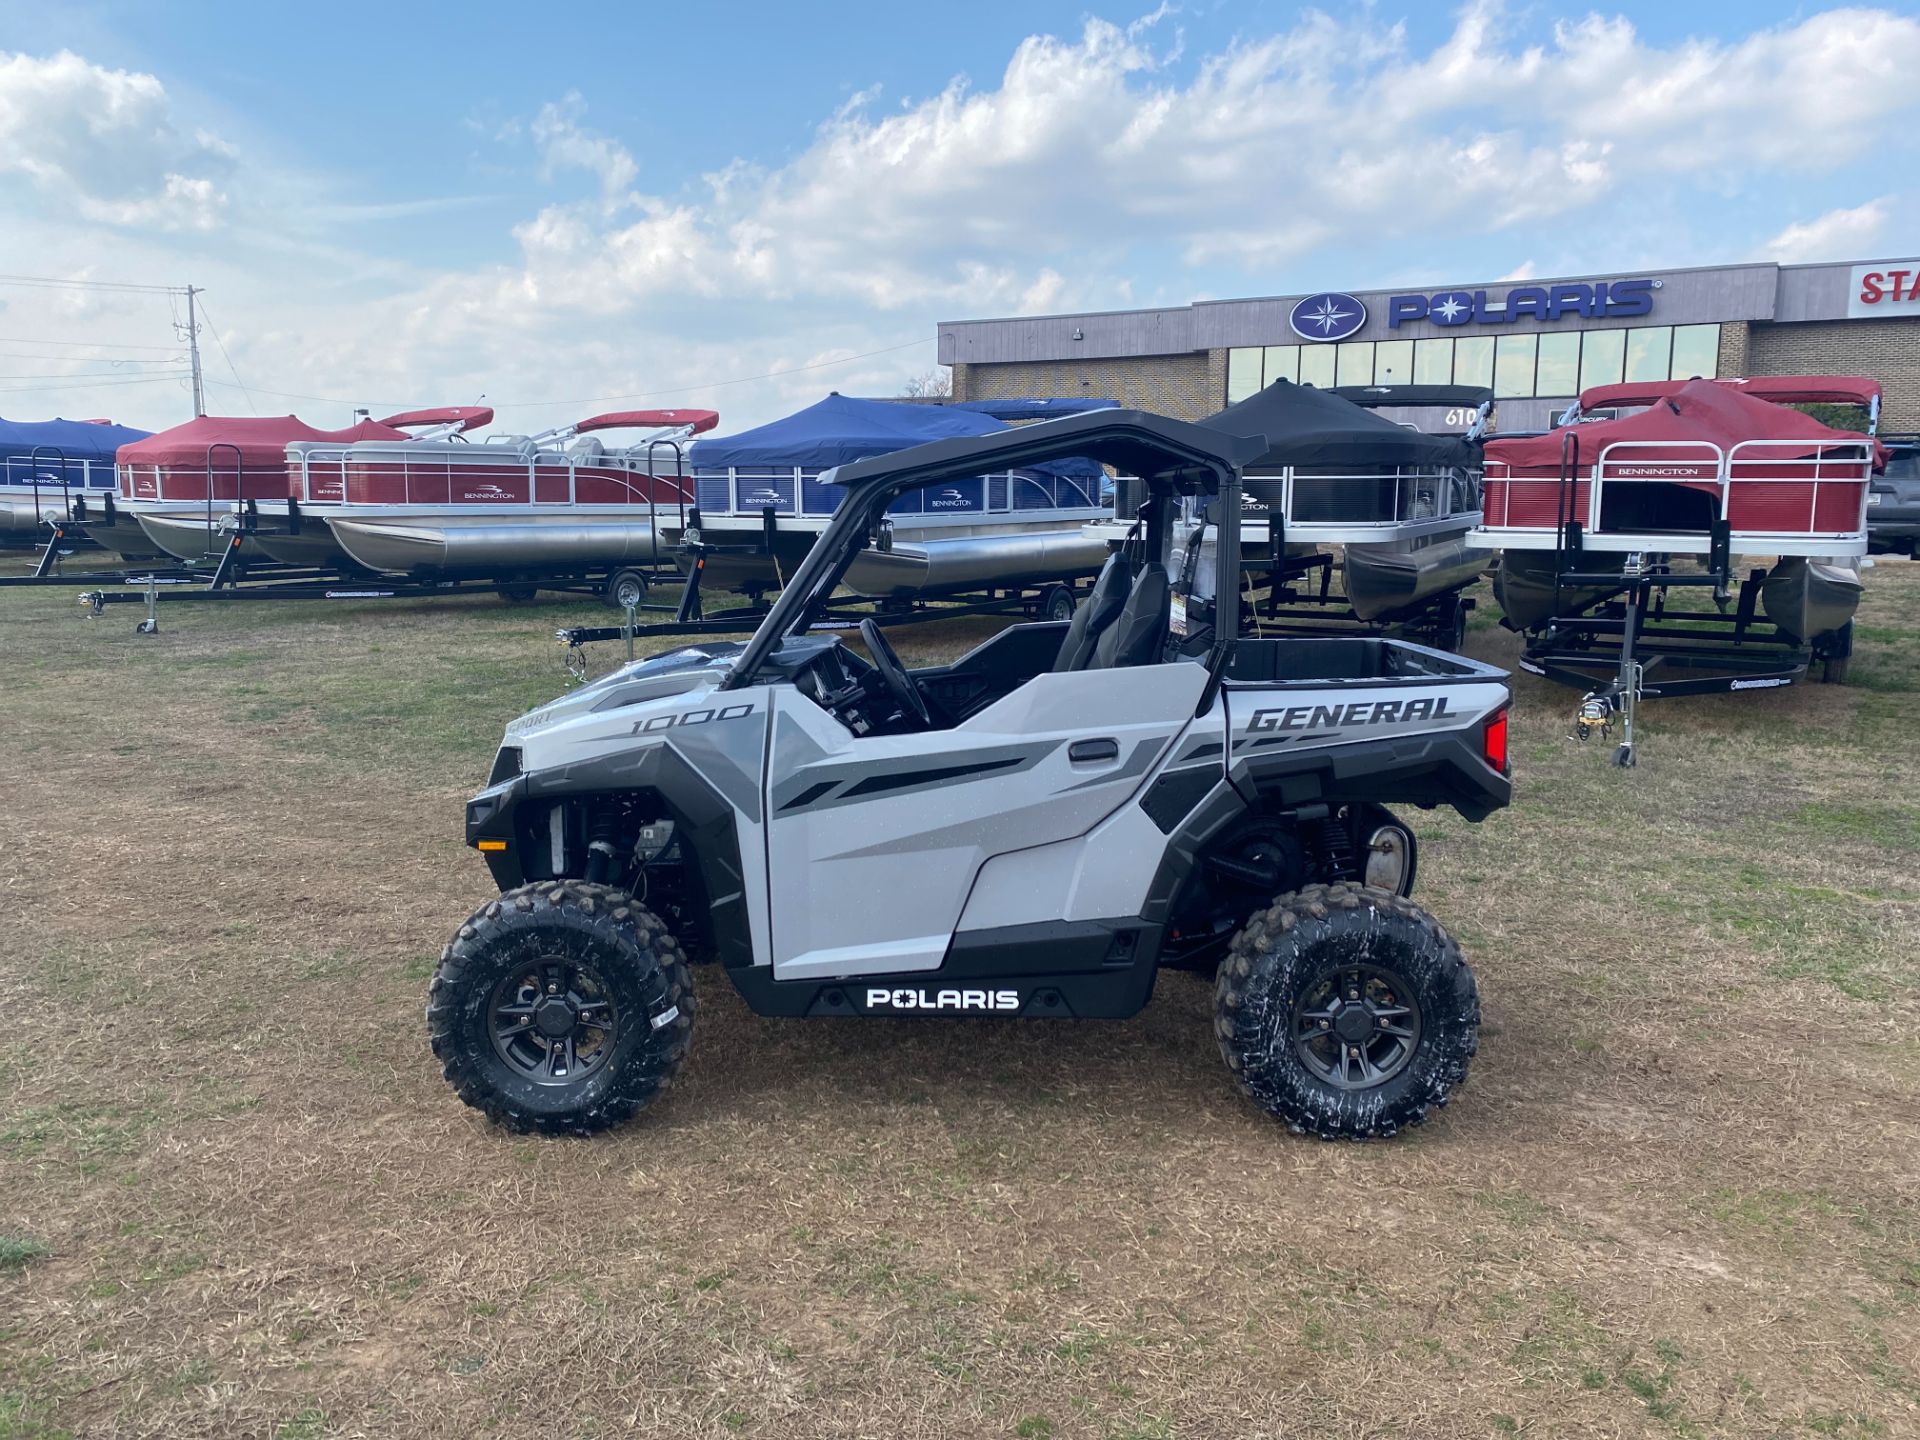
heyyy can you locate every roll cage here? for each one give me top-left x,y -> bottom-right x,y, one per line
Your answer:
717,409 -> 1269,691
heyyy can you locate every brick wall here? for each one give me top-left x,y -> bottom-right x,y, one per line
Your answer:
1717,321 -> 1750,378
951,353 -> 1217,421
1747,318 -> 1920,430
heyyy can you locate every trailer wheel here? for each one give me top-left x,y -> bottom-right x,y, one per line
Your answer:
1215,882 -> 1477,1140
497,582 -> 540,604
603,568 -> 650,611
1043,584 -> 1077,624
428,880 -> 695,1135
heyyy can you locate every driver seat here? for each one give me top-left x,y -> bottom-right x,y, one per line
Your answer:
1052,551 -> 1132,671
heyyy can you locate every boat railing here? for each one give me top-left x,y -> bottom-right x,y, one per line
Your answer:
692,467 -> 1106,522
1481,438 -> 1872,543
1236,464 -> 1482,539
4,453 -> 112,500
288,442 -> 694,509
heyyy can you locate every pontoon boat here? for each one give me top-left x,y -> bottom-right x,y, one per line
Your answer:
0,417 -> 152,549
1473,377 -> 1878,762
683,394 -> 1112,599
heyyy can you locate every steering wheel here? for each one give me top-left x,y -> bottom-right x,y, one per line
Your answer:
858,618 -> 931,729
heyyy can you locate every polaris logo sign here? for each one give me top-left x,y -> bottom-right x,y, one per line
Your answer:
1289,292 -> 1367,342
1388,279 -> 1656,329
866,988 -> 1021,1011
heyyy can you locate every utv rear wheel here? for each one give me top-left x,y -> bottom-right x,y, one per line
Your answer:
1215,882 -> 1477,1140
427,880 -> 694,1135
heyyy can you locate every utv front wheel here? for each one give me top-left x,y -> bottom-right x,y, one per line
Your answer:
427,881 -> 694,1135
1215,882 -> 1477,1139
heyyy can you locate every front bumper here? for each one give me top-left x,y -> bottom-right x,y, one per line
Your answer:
465,775 -> 528,889
1868,488 -> 1920,550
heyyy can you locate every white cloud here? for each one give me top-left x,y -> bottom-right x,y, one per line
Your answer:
1762,199 -> 1891,263
0,50 -> 233,230
529,92 -> 638,200
4,7 -> 1920,436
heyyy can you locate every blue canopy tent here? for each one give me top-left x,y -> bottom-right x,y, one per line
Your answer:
0,416 -> 152,492
690,393 -> 1106,519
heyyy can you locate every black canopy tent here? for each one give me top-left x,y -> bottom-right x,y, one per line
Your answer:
1203,380 -> 1479,471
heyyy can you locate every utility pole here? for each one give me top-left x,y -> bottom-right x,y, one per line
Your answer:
184,285 -> 206,417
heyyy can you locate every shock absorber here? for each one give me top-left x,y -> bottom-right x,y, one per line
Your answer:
584,804 -> 619,885
1307,814 -> 1357,884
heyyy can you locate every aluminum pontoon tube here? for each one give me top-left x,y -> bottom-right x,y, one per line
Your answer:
1492,549 -> 1626,632
1759,556 -> 1863,641
326,512 -> 679,576
844,529 -> 1112,598
1341,536 -> 1489,622
134,511 -> 279,564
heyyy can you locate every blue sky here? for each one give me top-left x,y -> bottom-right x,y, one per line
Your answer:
0,2 -> 1914,432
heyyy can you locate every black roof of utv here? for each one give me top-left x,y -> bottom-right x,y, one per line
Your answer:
822,407 -> 1270,497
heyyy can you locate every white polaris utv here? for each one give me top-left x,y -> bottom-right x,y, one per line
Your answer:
430,410 -> 1513,1139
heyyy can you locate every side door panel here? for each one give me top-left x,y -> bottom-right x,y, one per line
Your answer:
763,664 -> 1207,979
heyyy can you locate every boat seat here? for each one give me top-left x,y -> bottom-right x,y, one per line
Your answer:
1088,561 -> 1169,670
1052,550 -> 1132,671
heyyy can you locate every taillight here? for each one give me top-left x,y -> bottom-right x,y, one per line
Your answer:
1482,706 -> 1510,774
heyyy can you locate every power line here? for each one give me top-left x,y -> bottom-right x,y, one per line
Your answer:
0,372 -> 191,393
199,335 -> 934,412
0,273 -> 182,295
0,367 -> 183,379
194,302 -> 256,417
0,335 -> 186,351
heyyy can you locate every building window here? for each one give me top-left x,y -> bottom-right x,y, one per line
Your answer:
1579,330 -> 1626,391
1669,324 -> 1719,381
1373,340 -> 1413,387
1494,335 -> 1536,399
1534,332 -> 1580,398
1226,347 -> 1262,403
1297,344 -> 1336,389
1453,336 -> 1494,391
1624,326 -> 1672,384
1336,342 -> 1374,387
1414,339 -> 1452,385
1263,345 -> 1298,384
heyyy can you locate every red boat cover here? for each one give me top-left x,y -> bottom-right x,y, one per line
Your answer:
379,406 -> 494,433
117,414 -> 408,467
1578,374 -> 1881,412
577,409 -> 719,436
1491,379 -> 1883,475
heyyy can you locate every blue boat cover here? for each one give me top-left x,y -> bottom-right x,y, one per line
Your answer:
0,415 -> 151,462
692,392 -> 1101,477
690,393 -> 1009,471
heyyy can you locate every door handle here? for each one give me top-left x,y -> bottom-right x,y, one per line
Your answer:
1069,738 -> 1120,764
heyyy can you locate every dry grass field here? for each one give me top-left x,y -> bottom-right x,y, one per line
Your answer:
1,560 -> 1917,1439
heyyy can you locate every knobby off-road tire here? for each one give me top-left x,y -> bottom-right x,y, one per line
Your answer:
1215,881 -> 1478,1140
428,880 -> 694,1135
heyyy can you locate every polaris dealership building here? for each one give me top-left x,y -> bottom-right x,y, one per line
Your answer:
939,257 -> 1920,433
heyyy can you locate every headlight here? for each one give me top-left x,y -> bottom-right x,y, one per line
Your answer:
1867,493 -> 1881,507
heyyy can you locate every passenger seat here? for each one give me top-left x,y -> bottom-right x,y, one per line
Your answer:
1053,551 -> 1132,671
1089,562 -> 1169,669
